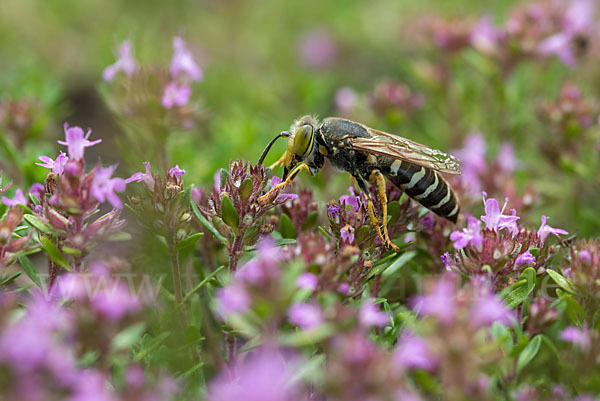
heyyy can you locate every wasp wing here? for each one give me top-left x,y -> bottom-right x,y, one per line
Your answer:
348,128 -> 461,175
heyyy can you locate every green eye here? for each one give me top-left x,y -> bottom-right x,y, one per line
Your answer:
293,125 -> 314,157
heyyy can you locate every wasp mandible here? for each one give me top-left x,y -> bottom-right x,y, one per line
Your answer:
257,116 -> 461,251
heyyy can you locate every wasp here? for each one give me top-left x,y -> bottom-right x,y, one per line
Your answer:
257,115 -> 461,251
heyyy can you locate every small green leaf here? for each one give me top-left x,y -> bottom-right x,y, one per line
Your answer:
220,195 -> 239,230
387,201 -> 401,224
18,256 -> 43,288
39,237 -> 71,271
112,322 -> 146,351
279,214 -> 297,239
1,272 -> 22,286
23,214 -> 65,236
62,246 -> 82,257
107,231 -> 132,242
504,267 -> 536,309
184,325 -> 204,346
239,178 -> 254,202
191,202 -> 227,244
176,232 -> 204,250
301,211 -> 318,231
546,269 -> 574,294
133,331 -> 171,362
517,335 -> 542,373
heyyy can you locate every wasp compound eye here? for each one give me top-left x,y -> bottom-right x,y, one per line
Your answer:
293,124 -> 314,158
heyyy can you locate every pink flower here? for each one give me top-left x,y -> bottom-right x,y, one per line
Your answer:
168,165 -> 186,178
413,277 -> 456,323
469,292 -> 514,329
170,37 -> 202,81
29,183 -> 44,198
560,325 -> 591,350
1,189 -> 27,206
394,331 -> 437,371
515,249 -> 536,266
102,40 -> 137,82
358,299 -> 389,328
162,82 -> 192,109
471,17 -> 503,54
216,283 -> 251,318
92,283 -> 140,321
441,252 -> 452,269
496,143 -> 517,173
288,303 -> 323,330
340,225 -> 355,244
36,151 -> 68,175
125,161 -> 155,188
298,29 -> 336,68
480,194 -> 519,235
58,124 -> 102,160
450,216 -> 483,249
296,273 -> 318,290
269,176 -> 298,202
452,134 -> 487,196
538,216 -> 568,244
90,165 -> 127,209
335,87 -> 358,112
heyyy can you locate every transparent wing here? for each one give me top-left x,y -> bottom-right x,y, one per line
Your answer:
349,128 -> 461,175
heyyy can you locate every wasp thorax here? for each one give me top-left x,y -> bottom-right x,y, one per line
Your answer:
292,124 -> 314,158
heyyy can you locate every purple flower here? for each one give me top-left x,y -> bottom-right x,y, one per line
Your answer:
208,348 -> 303,401
216,283 -> 251,318
296,272 -> 318,290
449,216 -> 483,249
58,124 -> 102,160
29,183 -> 44,198
471,17 -> 503,54
91,165 -> 127,209
339,188 -> 360,212
1,188 -> 27,206
102,40 -> 137,82
538,216 -> 568,244
36,151 -> 68,175
270,176 -> 298,202
168,164 -> 186,178
298,29 -> 336,68
358,299 -> 389,328
394,331 -> 437,371
170,37 -> 203,81
125,161 -> 155,188
441,252 -> 452,269
327,204 -> 340,219
335,87 -> 358,112
340,225 -> 355,244
413,277 -> 456,324
452,134 -> 487,197
560,325 -> 591,350
469,292 -> 514,329
480,194 -> 520,235
162,81 -> 192,109
235,237 -> 283,285
289,303 -> 324,330
579,250 -> 592,264
515,249 -> 536,267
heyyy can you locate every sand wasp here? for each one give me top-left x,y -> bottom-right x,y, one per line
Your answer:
258,116 -> 461,251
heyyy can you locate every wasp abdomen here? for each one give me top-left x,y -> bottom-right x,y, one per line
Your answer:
384,160 -> 459,223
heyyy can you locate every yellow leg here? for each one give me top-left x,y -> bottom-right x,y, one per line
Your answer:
370,170 -> 399,252
268,152 -> 287,170
258,163 -> 311,205
366,194 -> 385,244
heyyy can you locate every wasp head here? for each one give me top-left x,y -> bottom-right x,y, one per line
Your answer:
284,115 -> 318,179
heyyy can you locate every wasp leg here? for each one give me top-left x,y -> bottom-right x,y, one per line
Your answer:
258,163 -> 311,205
268,151 -> 287,170
354,174 -> 397,252
370,170 -> 399,252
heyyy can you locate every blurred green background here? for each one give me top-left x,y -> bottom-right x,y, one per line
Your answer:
1,0 -> 599,236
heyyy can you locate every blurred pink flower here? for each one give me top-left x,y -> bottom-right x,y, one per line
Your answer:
91,165 -> 127,209
58,124 -> 101,160
496,142 -> 517,173
515,249 -> 536,266
469,291 -> 514,328
170,37 -> 203,81
296,272 -> 318,290
298,29 -> 336,68
452,134 -> 487,197
340,224 -> 355,244
289,303 -> 323,330
413,276 -> 456,323
538,215 -> 568,244
1,188 -> 27,206
560,325 -> 591,350
216,283 -> 251,318
450,216 -> 483,249
335,87 -> 358,112
103,40 -> 137,82
359,299 -> 389,328
162,82 -> 192,109
394,331 -> 437,371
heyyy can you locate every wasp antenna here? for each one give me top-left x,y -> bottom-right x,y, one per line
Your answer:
258,131 -> 290,166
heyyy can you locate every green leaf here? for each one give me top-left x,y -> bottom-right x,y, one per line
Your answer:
279,213 -> 297,239
517,335 -> 542,374
133,331 -> 171,362
503,267 -> 536,309
18,256 -> 43,288
62,246 -> 82,257
112,322 -> 146,351
107,231 -> 132,242
191,202 -> 227,244
1,272 -> 22,286
368,251 -> 416,280
301,211 -> 318,231
546,269 -> 574,294
23,214 -> 65,236
220,195 -> 239,230
176,232 -> 204,250
239,178 -> 254,202
39,237 -> 71,272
